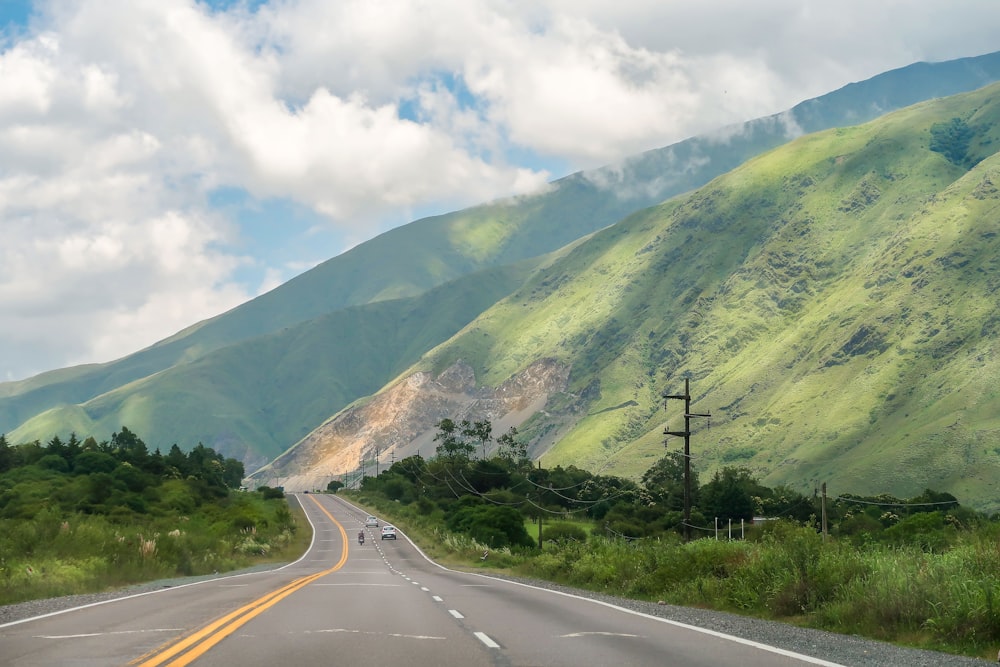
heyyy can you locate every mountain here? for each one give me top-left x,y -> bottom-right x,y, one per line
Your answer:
253,82 -> 1000,512
4,51 -> 1000,482
8,259 -> 547,469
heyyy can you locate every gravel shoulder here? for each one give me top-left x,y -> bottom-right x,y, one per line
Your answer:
1,564 -> 994,665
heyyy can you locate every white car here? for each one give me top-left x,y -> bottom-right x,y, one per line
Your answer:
381,525 -> 397,540
365,515 -> 379,528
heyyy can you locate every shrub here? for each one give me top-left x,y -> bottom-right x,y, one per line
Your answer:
72,451 -> 118,475
258,486 -> 285,500
880,511 -> 956,551
446,504 -> 534,549
36,455 -> 69,473
543,522 -> 588,544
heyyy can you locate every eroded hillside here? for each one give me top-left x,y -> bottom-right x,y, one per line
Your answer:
249,359 -> 570,491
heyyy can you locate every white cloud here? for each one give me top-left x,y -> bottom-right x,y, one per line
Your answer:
0,0 -> 998,380
0,38 -> 56,116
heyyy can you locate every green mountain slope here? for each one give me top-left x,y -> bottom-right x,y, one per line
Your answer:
9,260 -> 545,464
411,83 -> 1000,509
4,51 -> 1000,473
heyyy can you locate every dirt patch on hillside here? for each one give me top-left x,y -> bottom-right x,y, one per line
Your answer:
249,358 -> 570,491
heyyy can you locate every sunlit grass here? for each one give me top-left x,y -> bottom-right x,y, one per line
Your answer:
0,496 -> 309,606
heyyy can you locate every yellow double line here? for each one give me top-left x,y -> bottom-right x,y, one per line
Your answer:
133,495 -> 348,667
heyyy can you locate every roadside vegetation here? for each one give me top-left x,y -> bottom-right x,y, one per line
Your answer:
0,429 -> 307,606
343,418 -> 1000,661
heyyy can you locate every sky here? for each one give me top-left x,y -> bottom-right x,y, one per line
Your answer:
1,0 -> 998,383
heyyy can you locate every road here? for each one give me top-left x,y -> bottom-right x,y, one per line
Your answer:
0,493 -> 844,666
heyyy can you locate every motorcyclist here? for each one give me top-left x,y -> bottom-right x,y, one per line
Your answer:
358,530 -> 365,545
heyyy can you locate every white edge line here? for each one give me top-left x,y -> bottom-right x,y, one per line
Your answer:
0,493 -> 325,630
333,494 -> 846,667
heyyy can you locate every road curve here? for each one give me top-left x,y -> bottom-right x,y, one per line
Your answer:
0,493 -> 846,666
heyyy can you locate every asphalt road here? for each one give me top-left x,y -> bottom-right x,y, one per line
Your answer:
0,493 -> 847,666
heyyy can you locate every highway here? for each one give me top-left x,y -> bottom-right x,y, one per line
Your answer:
0,493 -> 844,666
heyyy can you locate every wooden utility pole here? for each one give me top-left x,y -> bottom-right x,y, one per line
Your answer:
664,378 -> 710,541
821,482 -> 828,542
537,460 -> 544,550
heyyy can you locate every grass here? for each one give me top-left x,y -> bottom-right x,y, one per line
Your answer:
0,496 -> 311,606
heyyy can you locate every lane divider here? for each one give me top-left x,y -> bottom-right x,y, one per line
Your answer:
327,495 -> 504,651
131,495 -> 348,667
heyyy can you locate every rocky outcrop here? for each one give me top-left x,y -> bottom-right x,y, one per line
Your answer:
248,358 -> 570,491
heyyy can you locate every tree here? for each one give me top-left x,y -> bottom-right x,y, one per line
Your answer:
385,455 -> 426,483
496,426 -> 529,467
165,444 -> 188,477
642,451 -> 697,510
111,426 -> 149,467
222,458 -> 245,489
46,435 -> 67,462
434,419 -> 475,461
73,450 -> 119,475
0,434 -> 13,473
698,467 -> 760,522
445,501 -> 534,548
466,459 -> 511,493
462,419 -> 493,459
930,117 -> 975,167
13,440 -> 45,467
37,453 -> 70,473
326,480 -> 344,493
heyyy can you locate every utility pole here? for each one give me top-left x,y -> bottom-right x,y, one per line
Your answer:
664,377 -> 710,542
537,460 -> 544,550
821,482 -> 828,542
375,447 -> 380,477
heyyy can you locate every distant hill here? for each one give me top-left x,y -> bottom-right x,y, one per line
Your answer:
5,51 -> 1000,489
254,82 -> 1000,512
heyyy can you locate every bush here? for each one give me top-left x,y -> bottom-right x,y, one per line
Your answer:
880,511 -> 956,551
446,503 -> 534,549
543,523 -> 588,544
258,486 -> 285,500
36,455 -> 69,473
73,451 -> 118,475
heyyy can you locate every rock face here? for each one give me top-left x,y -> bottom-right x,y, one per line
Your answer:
249,358 -> 570,491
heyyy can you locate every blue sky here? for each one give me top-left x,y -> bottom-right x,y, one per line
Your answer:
1,0 -> 998,381
0,1 -> 30,26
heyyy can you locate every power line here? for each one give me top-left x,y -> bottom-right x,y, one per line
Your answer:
833,496 -> 959,508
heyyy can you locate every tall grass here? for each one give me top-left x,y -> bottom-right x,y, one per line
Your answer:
517,523 -> 1000,658
0,496 -> 308,606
